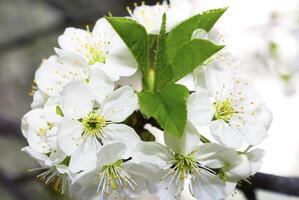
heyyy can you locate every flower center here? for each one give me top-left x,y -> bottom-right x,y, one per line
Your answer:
214,100 -> 235,123
161,153 -> 216,194
173,153 -> 199,180
88,47 -> 106,65
162,153 -> 200,184
82,112 -> 106,137
96,160 -> 137,196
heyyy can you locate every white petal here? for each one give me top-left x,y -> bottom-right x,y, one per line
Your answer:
246,149 -> 265,175
96,141 -> 127,168
97,63 -> 120,81
224,182 -> 237,196
177,74 -> 195,91
134,142 -> 173,169
188,92 -> 214,127
191,170 -> 225,200
164,122 -> 201,155
105,38 -> 138,78
26,128 -> 56,154
102,124 -> 140,155
54,48 -> 88,66
193,66 -> 209,93
143,124 -> 165,144
196,143 -> 239,169
167,0 -> 194,30
148,169 -> 184,199
58,118 -> 83,156
237,119 -> 268,146
210,120 -> 243,149
69,137 -> 98,173
88,68 -> 114,103
35,56 -> 65,96
205,67 -> 234,100
192,28 -> 209,40
232,79 -> 263,112
61,81 -> 94,119
58,27 -> 91,62
256,105 -> 273,130
116,70 -> 143,92
21,108 -> 43,138
226,155 -> 251,182
101,86 -> 137,122
31,90 -> 47,109
35,53 -> 89,97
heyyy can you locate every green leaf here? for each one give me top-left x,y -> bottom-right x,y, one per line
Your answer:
56,105 -> 64,117
154,14 -> 171,89
105,17 -> 149,82
155,39 -> 224,89
148,34 -> 158,50
166,8 -> 227,63
138,84 -> 189,137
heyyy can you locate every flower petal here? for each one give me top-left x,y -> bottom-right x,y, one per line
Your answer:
96,141 -> 127,168
238,119 -> 268,145
246,148 -> 265,175
256,105 -> 273,130
61,81 -> 94,119
88,68 -> 114,103
205,67 -> 234,100
102,124 -> 140,155
164,121 -> 201,155
133,142 -> 173,169
188,92 -> 214,127
196,143 -> 239,169
101,86 -> 137,122
191,170 -> 225,200
58,118 -> 83,156
210,120 -> 243,149
58,27 -> 91,62
225,155 -> 251,182
69,137 -> 98,173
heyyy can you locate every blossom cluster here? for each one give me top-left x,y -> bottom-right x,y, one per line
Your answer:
21,0 -> 273,199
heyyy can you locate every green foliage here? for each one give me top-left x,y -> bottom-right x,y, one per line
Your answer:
166,8 -> 227,62
155,39 -> 224,89
154,14 -> 170,89
107,8 -> 227,137
56,106 -> 64,117
105,17 -> 149,86
138,84 -> 189,137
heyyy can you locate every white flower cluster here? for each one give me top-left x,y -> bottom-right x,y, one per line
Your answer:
21,1 -> 273,199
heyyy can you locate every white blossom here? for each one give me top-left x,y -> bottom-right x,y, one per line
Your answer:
189,69 -> 272,148
34,49 -> 114,104
58,18 -> 137,81
57,81 -> 140,173
134,122 -> 239,200
76,142 -> 147,200
128,0 -> 194,34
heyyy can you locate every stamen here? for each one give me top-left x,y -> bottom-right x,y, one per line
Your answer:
82,112 -> 106,140
35,167 -> 71,196
214,99 -> 235,123
96,160 -> 137,197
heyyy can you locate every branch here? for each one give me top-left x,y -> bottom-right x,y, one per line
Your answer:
252,173 -> 299,196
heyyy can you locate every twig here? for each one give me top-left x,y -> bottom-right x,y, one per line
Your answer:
251,173 -> 299,196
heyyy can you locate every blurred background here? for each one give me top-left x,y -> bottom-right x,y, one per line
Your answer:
0,0 -> 298,199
